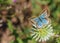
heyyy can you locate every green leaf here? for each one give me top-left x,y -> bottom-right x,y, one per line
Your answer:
56,37 -> 60,43
7,20 -> 14,32
36,0 -> 51,5
7,0 -> 13,4
17,37 -> 23,43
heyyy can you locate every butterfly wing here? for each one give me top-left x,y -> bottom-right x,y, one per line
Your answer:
39,10 -> 49,26
39,10 -> 48,18
32,17 -> 43,28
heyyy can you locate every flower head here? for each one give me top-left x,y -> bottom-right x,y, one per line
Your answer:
31,24 -> 54,42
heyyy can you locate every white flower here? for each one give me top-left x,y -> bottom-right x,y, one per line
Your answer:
31,24 -> 54,42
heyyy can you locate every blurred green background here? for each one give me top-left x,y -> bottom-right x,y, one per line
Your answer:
0,0 -> 60,43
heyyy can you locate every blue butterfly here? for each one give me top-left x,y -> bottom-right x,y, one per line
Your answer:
32,10 -> 50,28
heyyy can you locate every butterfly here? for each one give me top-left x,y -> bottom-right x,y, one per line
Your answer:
31,9 -> 50,28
